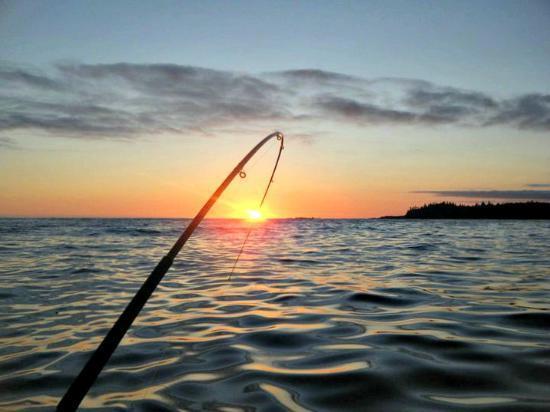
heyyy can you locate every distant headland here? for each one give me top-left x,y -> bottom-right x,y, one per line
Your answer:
382,201 -> 550,219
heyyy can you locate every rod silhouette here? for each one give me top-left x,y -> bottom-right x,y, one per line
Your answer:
57,132 -> 284,411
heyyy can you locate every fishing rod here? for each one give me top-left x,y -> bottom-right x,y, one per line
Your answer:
57,131 -> 284,411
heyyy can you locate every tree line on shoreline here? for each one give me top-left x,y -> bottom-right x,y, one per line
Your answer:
383,201 -> 550,219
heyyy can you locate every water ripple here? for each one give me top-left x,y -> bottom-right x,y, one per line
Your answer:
1,218 -> 549,410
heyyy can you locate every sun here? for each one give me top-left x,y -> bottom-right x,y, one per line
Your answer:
245,209 -> 264,221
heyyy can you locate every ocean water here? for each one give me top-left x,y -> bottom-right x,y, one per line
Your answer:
0,218 -> 549,411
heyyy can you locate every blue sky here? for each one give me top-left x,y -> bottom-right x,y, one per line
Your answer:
2,0 -> 549,94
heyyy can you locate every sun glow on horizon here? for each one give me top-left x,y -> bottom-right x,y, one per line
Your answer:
245,209 -> 264,221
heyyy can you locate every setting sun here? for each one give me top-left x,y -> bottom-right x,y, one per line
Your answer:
246,209 -> 264,221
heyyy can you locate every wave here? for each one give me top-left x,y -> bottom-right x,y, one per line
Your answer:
0,218 -> 549,410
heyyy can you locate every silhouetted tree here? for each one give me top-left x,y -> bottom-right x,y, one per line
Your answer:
401,201 -> 550,219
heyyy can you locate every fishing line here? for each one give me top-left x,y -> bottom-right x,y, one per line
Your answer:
207,140 -> 277,219
229,134 -> 284,280
229,139 -> 277,206
249,142 -> 279,198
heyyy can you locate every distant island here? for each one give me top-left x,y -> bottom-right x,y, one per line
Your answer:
382,201 -> 550,219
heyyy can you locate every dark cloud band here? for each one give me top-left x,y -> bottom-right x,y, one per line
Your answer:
1,63 -> 549,140
413,190 -> 550,201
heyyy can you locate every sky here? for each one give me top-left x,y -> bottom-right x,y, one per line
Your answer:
1,0 -> 549,218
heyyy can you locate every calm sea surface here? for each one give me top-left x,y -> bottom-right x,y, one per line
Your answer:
0,218 -> 549,411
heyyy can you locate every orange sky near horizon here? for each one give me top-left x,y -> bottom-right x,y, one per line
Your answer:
1,126 -> 548,219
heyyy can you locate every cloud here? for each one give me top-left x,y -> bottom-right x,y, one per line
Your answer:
407,88 -> 497,110
0,63 -> 291,139
313,85 -> 549,129
1,62 -> 549,141
0,136 -> 17,149
313,96 -> 417,124
486,94 -> 550,131
526,183 -> 550,188
413,190 -> 550,201
58,63 -> 282,101
272,69 -> 361,85
0,66 -> 63,91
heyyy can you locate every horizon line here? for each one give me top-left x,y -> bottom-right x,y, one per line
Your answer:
0,216 -> 381,220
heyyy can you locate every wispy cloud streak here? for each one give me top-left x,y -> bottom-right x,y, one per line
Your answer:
414,190 -> 550,201
0,136 -> 18,149
1,63 -> 549,140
